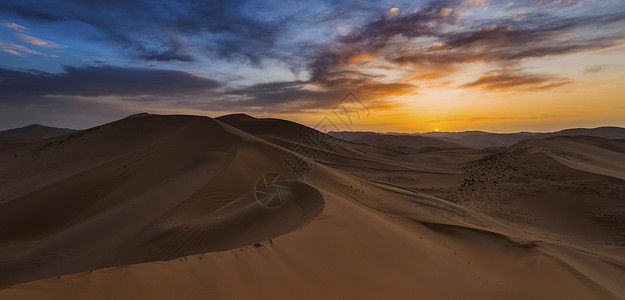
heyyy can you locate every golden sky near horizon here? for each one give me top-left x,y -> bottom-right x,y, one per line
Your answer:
211,45 -> 625,133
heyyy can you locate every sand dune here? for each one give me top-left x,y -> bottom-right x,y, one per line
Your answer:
423,126 -> 625,149
350,133 -> 464,153
331,126 -> 625,149
541,127 -> 625,140
1,114 -> 624,299
515,136 -> 625,181
0,114 -> 322,286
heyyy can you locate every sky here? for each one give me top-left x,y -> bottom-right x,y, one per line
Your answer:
0,0 -> 624,133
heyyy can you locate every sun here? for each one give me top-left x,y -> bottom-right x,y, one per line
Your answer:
434,128 -> 439,132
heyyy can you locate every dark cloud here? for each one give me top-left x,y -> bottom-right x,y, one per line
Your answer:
584,65 -> 606,74
390,24 -> 623,67
0,2 -> 64,22
138,50 -> 194,62
308,1 -> 464,86
460,70 -> 570,91
0,0 -> 287,64
0,65 -> 221,98
221,81 -> 343,111
218,80 -> 415,112
536,0 -> 581,6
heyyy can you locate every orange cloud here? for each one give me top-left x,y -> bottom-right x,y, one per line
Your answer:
347,52 -> 378,64
461,70 -> 570,91
0,39 -> 54,57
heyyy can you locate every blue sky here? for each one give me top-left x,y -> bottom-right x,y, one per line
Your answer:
1,0 -> 624,132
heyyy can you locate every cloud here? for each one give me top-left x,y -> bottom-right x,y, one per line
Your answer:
0,20 -> 29,31
386,8 -> 400,18
0,3 -> 64,22
0,0 -> 287,64
304,0 -> 625,96
138,49 -> 194,62
0,39 -> 54,56
221,81 -> 343,111
460,70 -> 570,90
0,65 -> 222,98
217,79 -> 415,113
390,23 -> 619,67
16,33 -> 66,48
1,0 -> 624,117
584,65 -> 606,74
4,0 -> 621,71
203,0 -> 622,110
0,20 -> 65,56
392,13 -> 622,67
463,0 -> 491,6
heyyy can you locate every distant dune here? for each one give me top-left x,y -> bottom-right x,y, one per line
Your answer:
350,133 -> 464,153
541,127 -> 625,140
330,126 -> 625,149
1,114 -> 624,299
0,124 -> 76,149
513,136 -> 625,181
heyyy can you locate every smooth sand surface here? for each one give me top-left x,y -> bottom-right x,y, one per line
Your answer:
1,114 -> 624,299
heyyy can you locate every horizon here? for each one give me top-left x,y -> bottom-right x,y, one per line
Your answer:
2,112 -> 624,135
1,1 -> 625,133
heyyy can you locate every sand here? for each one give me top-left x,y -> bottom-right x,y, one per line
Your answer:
1,113 -> 624,299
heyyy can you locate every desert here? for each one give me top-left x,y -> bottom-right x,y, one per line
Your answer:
1,0 -> 625,298
1,113 -> 624,299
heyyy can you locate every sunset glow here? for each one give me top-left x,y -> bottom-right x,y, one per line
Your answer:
1,0 -> 624,132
